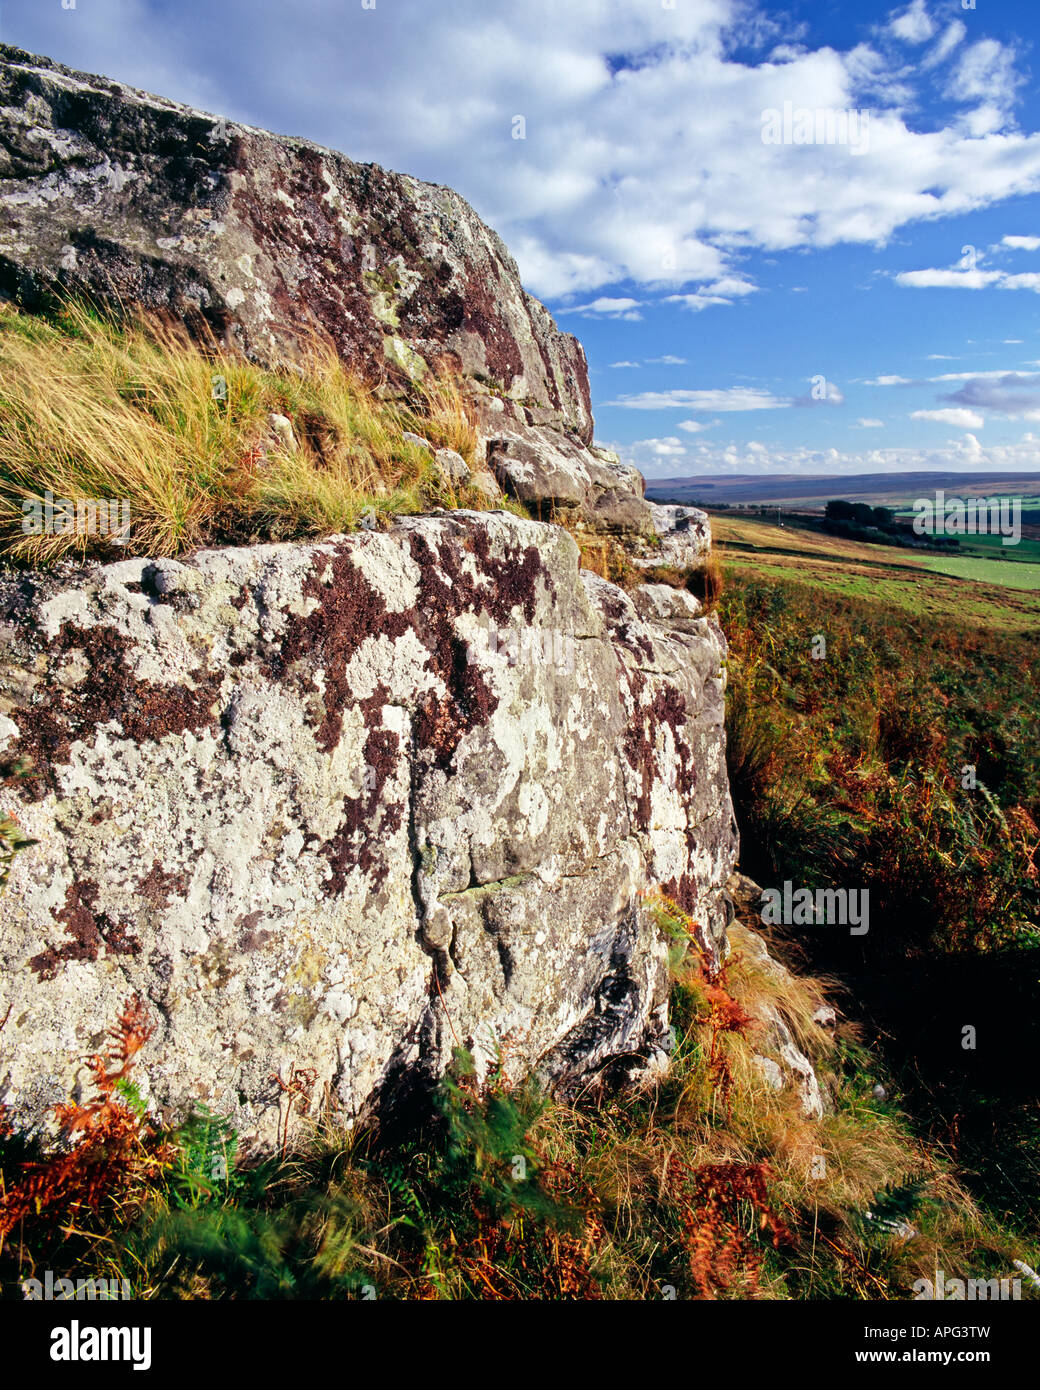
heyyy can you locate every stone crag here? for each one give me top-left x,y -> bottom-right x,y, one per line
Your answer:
0,49 -> 743,1144
0,46 -> 588,432
0,514 -> 737,1143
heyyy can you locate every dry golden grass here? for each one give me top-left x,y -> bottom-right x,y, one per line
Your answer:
0,300 -> 490,565
527,898 -> 1031,1299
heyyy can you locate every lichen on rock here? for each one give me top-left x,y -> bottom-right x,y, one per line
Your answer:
0,513 -> 737,1144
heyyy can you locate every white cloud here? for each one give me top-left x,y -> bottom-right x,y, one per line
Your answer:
793,379 -> 845,406
929,368 -> 1033,382
1000,273 -> 1040,292
895,268 -> 1003,289
947,38 -> 1021,110
634,436 -> 688,457
702,276 -> 757,298
647,355 -> 688,365
677,419 -> 717,434
911,408 -> 985,428
889,1 -> 934,45
922,21 -> 966,70
608,387 -> 790,411
610,360 -> 640,368
559,296 -> 643,319
864,374 -> 914,386
14,0 -> 1040,300
853,418 -> 885,428
664,294 -> 734,313
939,372 -> 1040,417
1002,235 -> 1040,251
620,429 -> 1040,479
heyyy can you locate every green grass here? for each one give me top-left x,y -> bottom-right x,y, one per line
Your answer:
915,553 -> 1040,589
936,531 -> 1040,563
712,511 -> 1040,629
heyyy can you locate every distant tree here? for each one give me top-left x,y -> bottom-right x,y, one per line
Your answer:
825,500 -> 892,529
825,499 -> 857,522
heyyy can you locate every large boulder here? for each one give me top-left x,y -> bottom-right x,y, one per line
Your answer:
0,44 -> 592,443
0,512 -> 736,1144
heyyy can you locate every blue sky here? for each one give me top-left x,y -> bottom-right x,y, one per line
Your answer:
3,0 -> 1040,477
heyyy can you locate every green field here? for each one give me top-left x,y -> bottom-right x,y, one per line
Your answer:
916,553 -> 1040,589
950,532 -> 1040,562
711,511 -> 1040,630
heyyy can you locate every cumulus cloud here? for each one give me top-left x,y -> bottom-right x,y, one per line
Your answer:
633,437 -> 688,457
619,429 -> 1040,478
894,251 -> 1040,293
888,1 -> 935,45
610,360 -> 640,369
1000,273 -> 1040,292
911,408 -> 984,428
895,268 -> 1003,289
9,0 -> 1040,300
946,38 -> 1022,118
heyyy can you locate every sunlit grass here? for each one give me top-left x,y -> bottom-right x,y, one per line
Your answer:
0,299 -> 488,565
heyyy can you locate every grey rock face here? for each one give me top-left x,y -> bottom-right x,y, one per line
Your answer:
636,504 -> 713,571
0,512 -> 736,1144
432,448 -> 470,488
0,44 -> 663,535
0,44 -> 667,530
0,44 -> 592,443
485,424 -> 654,536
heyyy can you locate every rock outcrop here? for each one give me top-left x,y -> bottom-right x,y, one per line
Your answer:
0,48 -> 736,1144
0,46 -> 588,432
637,505 -> 712,571
0,513 -> 737,1143
0,44 -> 655,535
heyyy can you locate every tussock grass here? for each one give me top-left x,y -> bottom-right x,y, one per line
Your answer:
2,902 -> 1028,1300
0,300 -> 488,565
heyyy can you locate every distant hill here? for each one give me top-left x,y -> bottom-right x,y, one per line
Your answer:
646,470 -> 1040,510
